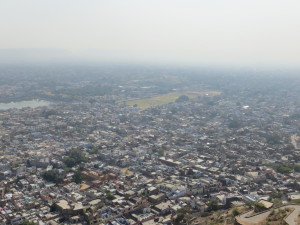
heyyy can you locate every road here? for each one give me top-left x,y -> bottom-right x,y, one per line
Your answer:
285,204 -> 300,225
236,204 -> 300,225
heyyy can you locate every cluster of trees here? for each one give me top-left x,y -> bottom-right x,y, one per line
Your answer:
175,95 -> 189,103
207,199 -> 219,211
267,208 -> 290,223
290,199 -> 300,204
265,134 -> 281,145
268,191 -> 283,200
42,169 -> 84,184
88,147 -> 98,155
231,207 -> 240,217
253,202 -> 267,213
174,206 -> 190,224
269,163 -> 300,174
21,220 -> 35,225
42,170 -> 64,184
245,201 -> 267,213
56,85 -> 113,97
228,119 -> 243,129
62,149 -> 87,168
73,171 -> 83,184
105,190 -> 116,200
42,169 -> 85,185
41,109 -> 57,119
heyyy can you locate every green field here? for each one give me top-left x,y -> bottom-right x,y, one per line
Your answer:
124,91 -> 221,109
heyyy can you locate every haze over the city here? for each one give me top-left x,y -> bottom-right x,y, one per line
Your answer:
0,0 -> 300,67
3,1 -> 300,224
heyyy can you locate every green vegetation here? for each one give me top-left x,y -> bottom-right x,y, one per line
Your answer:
271,164 -> 293,174
62,149 -> 87,168
265,134 -> 281,145
294,164 -> 300,172
290,199 -> 300,204
105,190 -> 116,200
245,201 -> 254,209
21,220 -> 35,225
50,204 -> 57,212
269,191 -> 283,200
174,213 -> 185,224
228,119 -> 243,129
268,191 -> 283,207
273,198 -> 283,207
207,199 -> 219,211
88,147 -> 98,154
200,212 -> 211,217
56,85 -> 113,97
175,95 -> 189,103
174,206 -> 190,224
269,163 -> 300,174
42,170 -> 64,184
125,91 -> 221,109
231,207 -> 240,217
267,208 -> 290,224
73,171 -> 83,184
41,109 -> 57,119
254,202 -> 267,213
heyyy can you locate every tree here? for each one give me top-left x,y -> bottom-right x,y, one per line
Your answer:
63,157 -> 76,168
174,213 -> 185,224
269,164 -> 293,174
254,202 -> 267,213
207,199 -> 219,211
94,164 -> 99,169
273,198 -> 283,207
231,207 -> 240,217
245,201 -> 254,209
174,206 -> 190,224
269,191 -> 283,200
21,220 -> 35,225
106,192 -> 116,200
228,119 -> 243,129
105,190 -> 116,200
78,165 -> 85,171
62,149 -> 87,168
266,134 -> 281,145
88,148 -> 98,154
50,204 -> 57,212
42,170 -> 64,184
73,171 -> 83,184
294,164 -> 300,172
175,95 -> 189,103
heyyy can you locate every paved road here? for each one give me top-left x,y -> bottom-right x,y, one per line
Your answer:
285,205 -> 300,225
236,204 -> 300,225
236,210 -> 271,225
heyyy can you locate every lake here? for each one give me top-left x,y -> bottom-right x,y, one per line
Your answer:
0,99 -> 52,110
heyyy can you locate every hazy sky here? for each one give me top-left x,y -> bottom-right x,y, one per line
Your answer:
0,0 -> 300,67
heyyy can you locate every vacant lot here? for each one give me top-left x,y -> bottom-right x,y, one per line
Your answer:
125,91 -> 221,109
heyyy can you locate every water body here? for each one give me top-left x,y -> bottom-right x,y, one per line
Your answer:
0,99 -> 52,110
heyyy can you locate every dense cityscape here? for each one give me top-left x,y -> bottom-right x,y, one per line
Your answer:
0,66 -> 300,224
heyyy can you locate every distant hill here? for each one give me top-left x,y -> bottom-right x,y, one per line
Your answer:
0,48 -> 74,64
